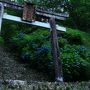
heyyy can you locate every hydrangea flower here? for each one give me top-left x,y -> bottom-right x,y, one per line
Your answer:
66,49 -> 70,52
18,32 -> 24,38
74,49 -> 78,53
88,54 -> 90,57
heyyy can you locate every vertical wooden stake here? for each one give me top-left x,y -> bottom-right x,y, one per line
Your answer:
0,3 -> 4,34
50,17 -> 63,82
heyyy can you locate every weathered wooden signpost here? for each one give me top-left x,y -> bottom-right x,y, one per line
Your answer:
0,0 -> 69,82
50,18 -> 63,81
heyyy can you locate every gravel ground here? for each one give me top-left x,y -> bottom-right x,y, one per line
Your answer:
0,45 -> 49,83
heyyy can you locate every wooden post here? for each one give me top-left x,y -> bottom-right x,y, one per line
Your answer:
50,17 -> 63,82
22,2 -> 35,22
0,2 -> 4,34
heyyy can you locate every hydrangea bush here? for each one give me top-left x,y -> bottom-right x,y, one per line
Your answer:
9,29 -> 90,81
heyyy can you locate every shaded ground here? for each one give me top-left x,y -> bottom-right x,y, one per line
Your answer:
0,45 -> 49,83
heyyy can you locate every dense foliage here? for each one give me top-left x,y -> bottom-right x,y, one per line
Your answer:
62,0 -> 90,33
9,0 -> 90,33
2,24 -> 90,81
11,0 -> 90,33
1,0 -> 90,82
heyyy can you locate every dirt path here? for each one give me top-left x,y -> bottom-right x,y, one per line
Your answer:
0,45 -> 49,83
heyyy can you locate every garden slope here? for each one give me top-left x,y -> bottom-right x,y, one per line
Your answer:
0,45 -> 49,83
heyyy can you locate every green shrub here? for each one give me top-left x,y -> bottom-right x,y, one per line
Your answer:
0,36 -> 4,45
61,44 -> 90,81
67,33 -> 83,44
9,31 -> 90,81
4,28 -> 90,81
58,38 -> 68,47
20,34 -> 53,73
58,28 -> 84,45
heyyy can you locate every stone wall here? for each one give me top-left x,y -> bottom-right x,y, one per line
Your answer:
0,80 -> 90,90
